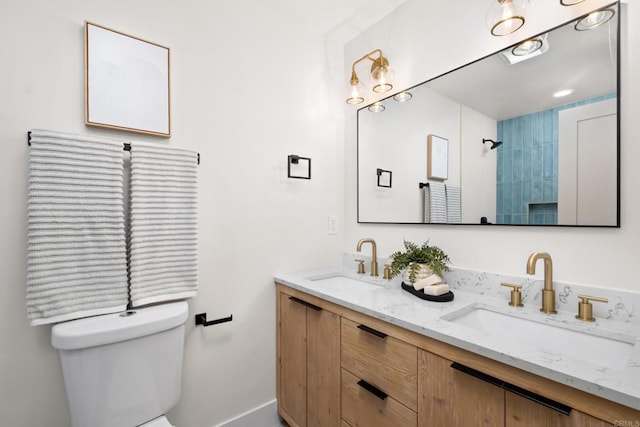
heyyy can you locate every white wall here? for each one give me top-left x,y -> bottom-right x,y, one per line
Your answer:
358,86 -> 461,222
344,0 -> 640,291
0,0 -> 403,425
460,105 -> 497,224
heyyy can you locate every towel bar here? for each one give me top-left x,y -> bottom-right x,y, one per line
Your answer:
195,313 -> 233,327
28,132 -> 200,165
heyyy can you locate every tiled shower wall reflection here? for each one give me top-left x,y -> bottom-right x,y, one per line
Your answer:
496,94 -> 616,225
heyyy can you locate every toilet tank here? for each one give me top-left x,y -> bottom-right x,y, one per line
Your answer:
51,302 -> 189,427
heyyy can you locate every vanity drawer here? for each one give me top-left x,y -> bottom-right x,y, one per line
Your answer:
341,317 -> 418,410
342,369 -> 417,427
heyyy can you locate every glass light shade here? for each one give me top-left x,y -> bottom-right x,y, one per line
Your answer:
560,0 -> 586,5
512,38 -> 543,56
346,80 -> 365,105
368,102 -> 385,113
486,0 -> 529,36
371,66 -> 395,93
575,9 -> 614,31
393,91 -> 413,102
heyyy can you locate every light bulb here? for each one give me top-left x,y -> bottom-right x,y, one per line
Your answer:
346,79 -> 365,105
486,0 -> 529,36
512,38 -> 543,56
372,66 -> 394,93
574,9 -> 614,31
553,89 -> 573,98
393,91 -> 413,102
368,102 -> 385,113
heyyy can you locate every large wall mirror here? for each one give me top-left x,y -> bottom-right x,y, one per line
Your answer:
358,2 -> 619,227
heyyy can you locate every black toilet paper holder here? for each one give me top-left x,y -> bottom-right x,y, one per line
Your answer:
195,313 -> 233,327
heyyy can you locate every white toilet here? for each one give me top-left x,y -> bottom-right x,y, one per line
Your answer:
51,301 -> 189,427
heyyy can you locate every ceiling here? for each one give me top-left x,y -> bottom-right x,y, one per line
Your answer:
423,6 -> 618,121
261,0 -> 407,34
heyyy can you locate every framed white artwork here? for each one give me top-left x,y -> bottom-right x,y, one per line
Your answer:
427,134 -> 448,180
85,22 -> 171,137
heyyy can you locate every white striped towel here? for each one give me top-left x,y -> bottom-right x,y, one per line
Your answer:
27,129 -> 128,325
129,142 -> 198,306
445,185 -> 461,223
423,182 -> 447,223
423,185 -> 430,223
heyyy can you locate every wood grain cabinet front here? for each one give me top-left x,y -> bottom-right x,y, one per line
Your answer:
341,369 -> 417,427
276,284 -> 638,427
418,349 -> 616,427
341,317 -> 418,411
506,392 -> 613,427
418,349 -> 504,426
277,290 -> 340,427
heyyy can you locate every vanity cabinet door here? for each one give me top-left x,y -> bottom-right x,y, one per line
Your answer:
277,291 -> 340,427
418,350 -> 505,426
505,392 -> 613,427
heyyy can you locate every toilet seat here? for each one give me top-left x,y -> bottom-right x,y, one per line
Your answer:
139,415 -> 174,427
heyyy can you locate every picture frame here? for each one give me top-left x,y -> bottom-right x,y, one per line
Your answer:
85,22 -> 171,137
427,134 -> 448,180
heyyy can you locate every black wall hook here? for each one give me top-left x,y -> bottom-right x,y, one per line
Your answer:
195,312 -> 233,327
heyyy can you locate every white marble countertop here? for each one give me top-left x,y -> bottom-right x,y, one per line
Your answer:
275,265 -> 640,411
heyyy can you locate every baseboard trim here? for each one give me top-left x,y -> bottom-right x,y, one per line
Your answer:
216,399 -> 280,427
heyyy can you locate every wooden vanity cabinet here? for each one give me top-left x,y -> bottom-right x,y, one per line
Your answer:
505,392 -> 613,426
418,349 -> 614,427
341,317 -> 418,426
277,289 -> 340,427
418,349 -> 504,426
277,284 -> 637,426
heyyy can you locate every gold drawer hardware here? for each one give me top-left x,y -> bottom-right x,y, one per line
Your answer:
500,282 -> 524,307
355,259 -> 366,274
576,294 -> 608,322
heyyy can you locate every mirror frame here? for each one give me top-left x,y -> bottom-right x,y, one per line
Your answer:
356,2 -> 620,227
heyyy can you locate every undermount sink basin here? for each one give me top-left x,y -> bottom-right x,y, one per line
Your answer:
443,307 -> 635,370
305,273 -> 383,288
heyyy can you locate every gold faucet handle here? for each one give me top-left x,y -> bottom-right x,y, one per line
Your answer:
355,259 -> 366,274
576,294 -> 608,322
500,282 -> 524,307
383,264 -> 391,280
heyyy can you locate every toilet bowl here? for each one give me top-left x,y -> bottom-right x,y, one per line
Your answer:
52,301 -> 188,427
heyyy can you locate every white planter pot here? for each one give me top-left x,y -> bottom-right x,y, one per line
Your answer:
403,263 -> 433,284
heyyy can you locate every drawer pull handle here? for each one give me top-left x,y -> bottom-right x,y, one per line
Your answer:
357,379 -> 388,400
450,362 -> 572,415
288,296 -> 322,311
357,324 -> 387,339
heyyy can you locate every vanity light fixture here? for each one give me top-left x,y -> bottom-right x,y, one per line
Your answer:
512,37 -> 543,56
486,0 -> 529,37
575,7 -> 615,31
393,91 -> 413,102
346,49 -> 394,105
483,138 -> 503,150
499,33 -> 548,64
553,88 -> 574,98
368,102 -> 385,113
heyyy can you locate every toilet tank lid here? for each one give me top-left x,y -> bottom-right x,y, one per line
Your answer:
51,301 -> 189,350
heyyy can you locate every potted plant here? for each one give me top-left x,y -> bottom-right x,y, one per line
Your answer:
389,240 -> 451,284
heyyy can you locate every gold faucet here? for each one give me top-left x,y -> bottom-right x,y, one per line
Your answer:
356,238 -> 378,277
526,252 -> 557,314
